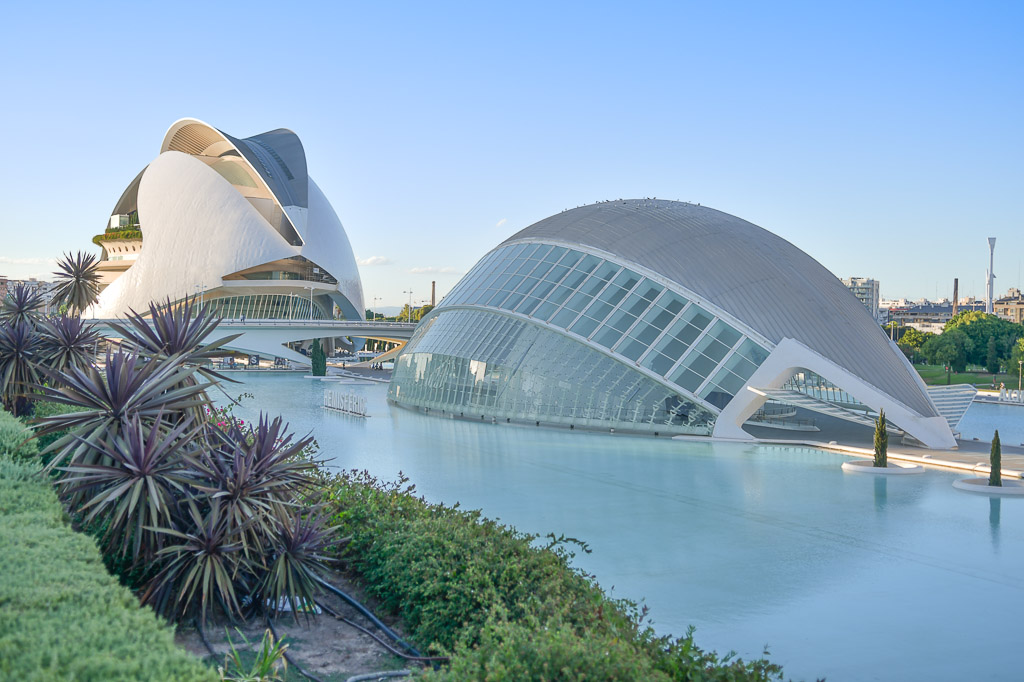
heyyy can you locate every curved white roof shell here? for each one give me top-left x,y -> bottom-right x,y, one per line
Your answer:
92,119 -> 363,322
391,198 -> 953,449
502,200 -> 936,419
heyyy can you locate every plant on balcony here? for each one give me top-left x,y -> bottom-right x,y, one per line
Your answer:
92,227 -> 143,246
873,408 -> 888,468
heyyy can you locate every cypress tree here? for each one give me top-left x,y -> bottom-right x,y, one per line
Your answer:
989,430 -> 1002,487
986,337 -> 1000,375
311,338 -> 327,376
873,408 -> 888,468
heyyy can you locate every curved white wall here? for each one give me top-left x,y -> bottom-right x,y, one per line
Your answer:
93,151 -> 297,318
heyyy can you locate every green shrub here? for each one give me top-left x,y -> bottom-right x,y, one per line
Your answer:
0,408 -> 37,460
27,399 -> 87,453
323,471 -> 784,681
0,456 -> 216,681
435,618 -> 665,681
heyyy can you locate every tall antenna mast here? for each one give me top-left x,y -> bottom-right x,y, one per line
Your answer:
987,237 -> 997,314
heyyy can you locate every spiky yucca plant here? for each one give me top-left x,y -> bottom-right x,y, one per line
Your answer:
33,348 -> 210,468
36,315 -> 100,379
52,251 -> 102,316
188,415 -> 316,555
0,284 -> 46,326
58,414 -> 202,562
143,498 -> 250,623
0,320 -> 42,417
261,509 -> 336,623
109,296 -> 239,386
31,298 -> 335,625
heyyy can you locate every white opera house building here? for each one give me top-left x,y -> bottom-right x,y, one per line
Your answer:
90,118 -> 365,364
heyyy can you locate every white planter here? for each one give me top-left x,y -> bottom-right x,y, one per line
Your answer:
841,459 -> 924,475
952,478 -> 1024,496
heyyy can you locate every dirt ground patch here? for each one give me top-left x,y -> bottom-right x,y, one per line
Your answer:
175,570 -> 424,681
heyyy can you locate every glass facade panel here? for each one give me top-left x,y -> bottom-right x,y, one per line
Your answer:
390,308 -> 716,435
203,294 -> 324,320
429,241 -> 773,416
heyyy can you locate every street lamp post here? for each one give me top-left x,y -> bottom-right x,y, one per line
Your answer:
1018,360 -> 1022,392
304,286 -> 315,320
403,289 -> 413,322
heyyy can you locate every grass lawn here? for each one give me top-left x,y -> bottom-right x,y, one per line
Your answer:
914,363 -> 1020,387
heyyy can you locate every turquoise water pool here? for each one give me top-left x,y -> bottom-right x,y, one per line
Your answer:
222,374 -> 1024,681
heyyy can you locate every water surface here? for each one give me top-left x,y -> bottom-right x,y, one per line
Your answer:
223,374 -> 1024,682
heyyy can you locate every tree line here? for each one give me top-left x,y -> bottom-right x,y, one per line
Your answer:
894,310 -> 1024,374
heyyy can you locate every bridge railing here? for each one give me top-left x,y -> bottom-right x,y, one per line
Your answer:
94,318 -> 417,329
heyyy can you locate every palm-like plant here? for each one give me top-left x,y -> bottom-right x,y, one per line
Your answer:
261,509 -> 336,622
36,315 -> 100,378
188,415 -> 316,558
0,320 -> 43,417
109,297 -> 239,386
58,413 -> 201,562
0,284 -> 46,327
52,251 -> 102,316
143,498 -> 250,623
33,348 -> 211,467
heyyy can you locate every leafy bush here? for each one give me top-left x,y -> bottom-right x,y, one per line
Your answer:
28,399 -> 88,453
434,618 -> 663,681
323,471 -> 784,681
0,456 -> 216,681
0,408 -> 37,460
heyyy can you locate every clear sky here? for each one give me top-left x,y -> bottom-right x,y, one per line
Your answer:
1,1 -> 1020,307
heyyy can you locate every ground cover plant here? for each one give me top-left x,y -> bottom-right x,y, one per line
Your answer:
0,456 -> 215,681
322,470 -> 785,681
0,408 -> 37,459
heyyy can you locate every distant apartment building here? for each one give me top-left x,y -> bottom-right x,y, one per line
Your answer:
994,288 -> 1024,323
886,298 -> 986,334
842,277 -> 881,323
0,277 -> 59,312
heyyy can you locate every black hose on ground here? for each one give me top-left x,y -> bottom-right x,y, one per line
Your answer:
194,618 -> 217,658
266,617 -> 327,682
316,577 -> 423,658
314,599 -> 449,664
345,671 -> 411,682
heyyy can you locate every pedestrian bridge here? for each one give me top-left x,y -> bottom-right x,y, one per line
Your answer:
93,318 -> 418,367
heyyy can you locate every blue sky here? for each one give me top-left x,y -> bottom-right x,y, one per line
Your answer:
1,1 -> 1021,306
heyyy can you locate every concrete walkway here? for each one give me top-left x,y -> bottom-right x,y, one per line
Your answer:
739,406 -> 1023,478
784,437 -> 1024,480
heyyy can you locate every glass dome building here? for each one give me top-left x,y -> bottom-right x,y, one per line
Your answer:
389,200 -> 957,448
